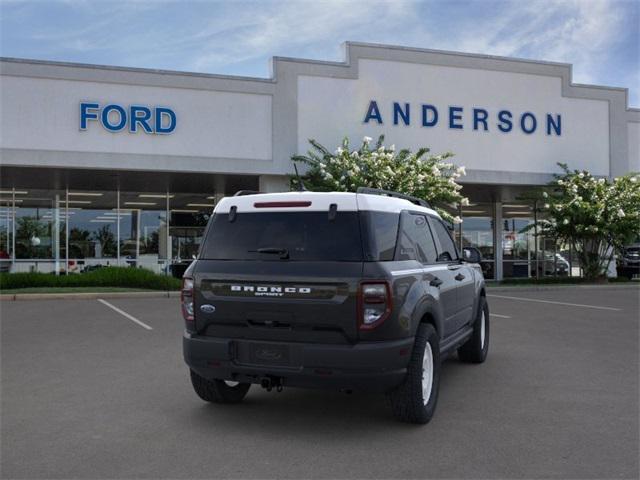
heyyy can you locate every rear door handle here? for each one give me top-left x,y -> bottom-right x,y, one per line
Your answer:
455,273 -> 465,281
429,277 -> 443,287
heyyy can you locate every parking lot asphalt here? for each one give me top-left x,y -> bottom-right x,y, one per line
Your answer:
1,287 -> 638,479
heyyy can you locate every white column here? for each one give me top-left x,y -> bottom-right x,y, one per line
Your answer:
116,188 -> 120,266
65,188 -> 69,275
495,201 -> 503,281
54,193 -> 60,275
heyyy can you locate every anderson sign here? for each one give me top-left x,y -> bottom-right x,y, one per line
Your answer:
363,100 -> 562,136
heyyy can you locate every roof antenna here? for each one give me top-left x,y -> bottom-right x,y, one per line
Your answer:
293,163 -> 307,192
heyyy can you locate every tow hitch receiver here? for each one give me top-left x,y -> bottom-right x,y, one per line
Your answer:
260,376 -> 284,392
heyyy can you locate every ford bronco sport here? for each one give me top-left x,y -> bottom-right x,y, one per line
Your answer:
182,188 -> 489,424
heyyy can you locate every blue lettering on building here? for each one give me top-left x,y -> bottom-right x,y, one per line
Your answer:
421,105 -> 438,127
80,102 -> 176,134
448,106 -> 463,129
520,112 -> 537,134
393,102 -> 410,126
363,100 -> 383,124
473,108 -> 489,131
363,100 -> 561,136
497,110 -> 513,132
546,114 -> 561,136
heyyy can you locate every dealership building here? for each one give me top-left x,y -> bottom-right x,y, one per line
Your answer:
1,42 -> 638,280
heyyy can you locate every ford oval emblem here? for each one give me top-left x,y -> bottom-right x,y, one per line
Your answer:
200,304 -> 216,314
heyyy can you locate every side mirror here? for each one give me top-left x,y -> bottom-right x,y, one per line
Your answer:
463,247 -> 482,263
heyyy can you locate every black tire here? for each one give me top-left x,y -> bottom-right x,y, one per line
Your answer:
189,370 -> 251,404
458,296 -> 489,363
386,323 -> 440,424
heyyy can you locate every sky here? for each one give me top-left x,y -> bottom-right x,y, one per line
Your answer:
1,0 -> 638,106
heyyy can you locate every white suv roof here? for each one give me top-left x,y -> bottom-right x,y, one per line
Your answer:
214,191 -> 440,218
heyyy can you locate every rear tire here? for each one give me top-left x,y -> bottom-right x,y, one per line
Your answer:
190,370 -> 251,404
458,296 -> 489,363
387,323 -> 440,424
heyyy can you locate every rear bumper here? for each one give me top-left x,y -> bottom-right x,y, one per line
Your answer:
183,333 -> 413,393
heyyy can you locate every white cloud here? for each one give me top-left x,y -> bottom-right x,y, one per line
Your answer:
186,0 -> 416,72
418,0 -> 627,86
1,0 -> 634,102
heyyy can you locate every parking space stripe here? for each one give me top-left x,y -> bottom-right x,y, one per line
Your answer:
488,294 -> 621,311
97,299 -> 153,330
490,313 -> 511,318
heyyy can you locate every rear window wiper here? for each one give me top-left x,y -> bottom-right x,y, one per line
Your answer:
249,247 -> 290,260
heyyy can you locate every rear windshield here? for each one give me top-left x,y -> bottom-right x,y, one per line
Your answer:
200,212 -> 364,261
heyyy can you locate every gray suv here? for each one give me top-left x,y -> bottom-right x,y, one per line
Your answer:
182,188 -> 489,424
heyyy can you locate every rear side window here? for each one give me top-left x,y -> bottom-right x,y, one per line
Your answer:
360,211 -> 400,261
428,217 -> 459,262
396,213 -> 438,263
201,212 -> 363,261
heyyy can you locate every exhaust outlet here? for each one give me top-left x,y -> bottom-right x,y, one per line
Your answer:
260,376 -> 283,392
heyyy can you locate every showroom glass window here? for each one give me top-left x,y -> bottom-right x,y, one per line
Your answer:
66,191 -> 117,272
119,192 -> 170,274
502,203 -> 534,278
461,203 -> 495,279
13,189 -> 66,272
170,194 -> 214,257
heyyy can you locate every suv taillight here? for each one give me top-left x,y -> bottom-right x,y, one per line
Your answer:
181,277 -> 195,325
358,282 -> 392,330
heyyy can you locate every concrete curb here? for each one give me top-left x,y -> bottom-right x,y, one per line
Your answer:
0,291 -> 181,301
487,283 -> 639,293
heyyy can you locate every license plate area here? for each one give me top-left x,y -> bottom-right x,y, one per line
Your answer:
234,341 -> 298,367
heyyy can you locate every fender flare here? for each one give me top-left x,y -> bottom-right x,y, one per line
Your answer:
411,298 -> 444,340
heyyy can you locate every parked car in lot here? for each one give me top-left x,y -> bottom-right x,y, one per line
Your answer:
181,189 -> 489,424
0,250 -> 10,273
617,243 -> 640,279
534,251 -> 570,277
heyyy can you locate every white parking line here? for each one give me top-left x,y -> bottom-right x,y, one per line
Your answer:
488,294 -> 621,311
97,299 -> 153,330
490,313 -> 511,318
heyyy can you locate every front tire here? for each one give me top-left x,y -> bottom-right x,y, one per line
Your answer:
190,370 -> 251,404
387,323 -> 441,424
458,296 -> 489,363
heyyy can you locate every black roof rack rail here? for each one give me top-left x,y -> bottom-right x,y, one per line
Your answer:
233,190 -> 262,196
356,187 -> 431,208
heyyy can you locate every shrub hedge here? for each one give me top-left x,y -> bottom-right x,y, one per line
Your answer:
0,267 -> 181,291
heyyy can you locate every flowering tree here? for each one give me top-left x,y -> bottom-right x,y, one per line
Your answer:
291,135 -> 468,223
536,163 -> 640,280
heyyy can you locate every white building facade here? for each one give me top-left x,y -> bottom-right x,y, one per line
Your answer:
1,42 -> 638,279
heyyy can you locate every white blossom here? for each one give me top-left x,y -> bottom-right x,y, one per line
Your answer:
456,166 -> 466,176
453,216 -> 462,224
461,197 -> 470,206
363,136 -> 372,144
618,209 -> 626,217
